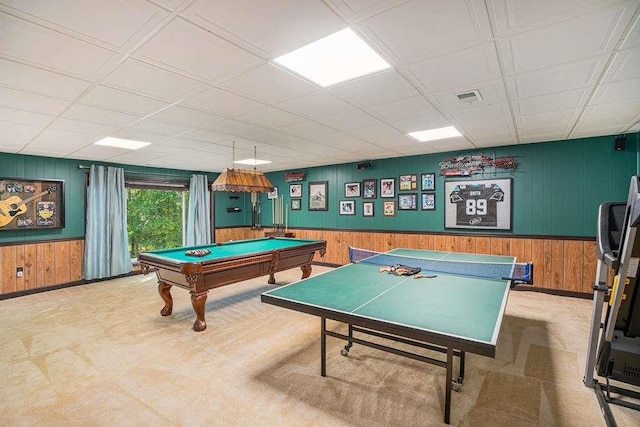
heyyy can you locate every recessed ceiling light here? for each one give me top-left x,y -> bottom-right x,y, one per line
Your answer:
94,137 -> 150,150
408,126 -> 462,142
234,158 -> 272,166
273,28 -> 391,87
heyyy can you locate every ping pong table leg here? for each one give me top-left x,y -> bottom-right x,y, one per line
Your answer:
445,347 -> 453,424
321,317 -> 327,377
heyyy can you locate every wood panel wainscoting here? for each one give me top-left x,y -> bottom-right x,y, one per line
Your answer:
217,227 -> 597,296
0,238 -> 84,296
0,230 -> 597,297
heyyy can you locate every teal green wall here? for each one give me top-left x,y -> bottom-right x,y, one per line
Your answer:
261,133 -> 640,237
0,153 -> 249,244
1,132 -> 638,243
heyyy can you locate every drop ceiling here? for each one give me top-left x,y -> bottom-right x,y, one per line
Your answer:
0,0 -> 638,173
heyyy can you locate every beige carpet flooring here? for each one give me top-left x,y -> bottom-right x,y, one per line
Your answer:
1,266 -> 640,426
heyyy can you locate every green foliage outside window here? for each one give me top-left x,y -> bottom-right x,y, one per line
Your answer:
127,188 -> 188,257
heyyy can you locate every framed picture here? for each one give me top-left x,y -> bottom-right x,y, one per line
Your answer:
0,177 -> 65,231
344,182 -> 361,197
399,173 -> 417,191
308,181 -> 328,211
291,199 -> 301,210
445,178 -> 512,230
421,173 -> 435,191
398,193 -> 417,210
363,201 -> 374,217
289,184 -> 302,198
267,187 -> 278,200
383,200 -> 395,216
422,193 -> 436,210
380,178 -> 395,198
362,178 -> 377,199
339,200 -> 355,215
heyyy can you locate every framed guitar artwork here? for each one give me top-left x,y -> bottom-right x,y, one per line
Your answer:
0,178 -> 65,231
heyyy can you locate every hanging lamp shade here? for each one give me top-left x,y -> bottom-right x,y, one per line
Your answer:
211,168 -> 274,193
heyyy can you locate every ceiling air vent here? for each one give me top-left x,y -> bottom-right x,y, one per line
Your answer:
456,90 -> 482,104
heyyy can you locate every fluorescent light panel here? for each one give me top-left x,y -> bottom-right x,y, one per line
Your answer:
234,158 -> 271,165
274,28 -> 391,87
95,137 -> 150,150
408,126 -> 462,142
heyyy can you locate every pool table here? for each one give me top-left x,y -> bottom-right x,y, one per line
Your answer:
138,237 -> 326,332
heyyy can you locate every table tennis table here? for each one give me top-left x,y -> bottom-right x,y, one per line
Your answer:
261,248 -> 529,424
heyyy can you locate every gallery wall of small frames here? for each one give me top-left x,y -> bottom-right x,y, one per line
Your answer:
337,173 -> 437,217
285,174 -> 437,218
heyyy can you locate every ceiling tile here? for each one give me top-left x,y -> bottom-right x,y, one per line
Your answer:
62,104 -> 140,127
134,17 -> 262,82
79,85 -> 170,116
220,63 -> 318,104
2,0 -> 170,49
408,43 -> 502,92
234,106 -> 305,129
514,89 -> 590,116
103,58 -> 207,101
370,95 -> 439,122
358,0 -> 493,63
127,118 -> 192,136
148,105 -> 226,128
505,56 -> 608,99
0,12 -> 115,78
603,46 -> 640,83
328,69 -> 417,107
498,5 -> 633,73
0,106 -> 54,127
0,58 -> 91,99
276,91 -> 353,118
182,0 -> 343,57
182,87 -> 265,117
0,86 -> 70,116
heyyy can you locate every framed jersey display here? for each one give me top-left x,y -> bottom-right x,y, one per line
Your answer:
444,178 -> 511,230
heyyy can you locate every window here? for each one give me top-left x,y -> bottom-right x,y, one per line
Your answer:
126,179 -> 189,258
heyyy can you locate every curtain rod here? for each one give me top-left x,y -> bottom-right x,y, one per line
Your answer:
77,164 -> 195,179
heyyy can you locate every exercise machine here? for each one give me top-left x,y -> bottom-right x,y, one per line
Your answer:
584,176 -> 640,426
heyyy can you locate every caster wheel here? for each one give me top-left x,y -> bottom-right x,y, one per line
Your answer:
341,348 -> 349,356
451,381 -> 462,392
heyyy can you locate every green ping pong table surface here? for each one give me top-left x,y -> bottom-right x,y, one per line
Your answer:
260,248 -> 516,424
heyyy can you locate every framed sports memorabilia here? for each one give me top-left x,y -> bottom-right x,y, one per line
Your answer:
0,177 -> 65,231
398,193 -> 417,210
444,178 -> 511,230
339,200 -> 355,215
344,182 -> 360,197
422,193 -> 436,211
308,181 -> 328,211
383,200 -> 395,216
399,173 -> 417,191
267,187 -> 278,200
362,179 -> 377,199
363,201 -> 374,217
289,184 -> 302,198
380,178 -> 395,198
421,173 -> 435,191
291,199 -> 301,210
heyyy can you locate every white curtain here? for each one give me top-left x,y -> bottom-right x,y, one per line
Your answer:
186,174 -> 211,246
83,165 -> 133,280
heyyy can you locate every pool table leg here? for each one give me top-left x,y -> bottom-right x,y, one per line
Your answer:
191,291 -> 208,332
301,264 -> 312,279
268,273 -> 276,285
158,282 -> 173,316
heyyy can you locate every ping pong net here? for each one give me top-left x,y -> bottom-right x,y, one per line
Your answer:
349,247 -> 533,285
